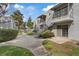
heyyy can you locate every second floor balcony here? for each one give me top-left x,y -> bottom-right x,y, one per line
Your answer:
51,14 -> 73,23
48,3 -> 73,23
46,7 -> 73,27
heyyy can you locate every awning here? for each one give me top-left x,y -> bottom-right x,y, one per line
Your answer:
53,19 -> 73,24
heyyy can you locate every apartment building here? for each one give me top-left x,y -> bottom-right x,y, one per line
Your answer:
45,3 -> 79,40
0,16 -> 18,29
33,14 -> 47,33
34,3 -> 79,40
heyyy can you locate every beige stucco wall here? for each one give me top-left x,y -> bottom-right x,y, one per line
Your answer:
68,3 -> 79,41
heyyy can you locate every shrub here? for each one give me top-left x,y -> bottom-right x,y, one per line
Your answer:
0,29 -> 18,42
27,31 -> 34,35
45,44 -> 53,50
42,40 -> 49,45
42,40 -> 53,50
40,30 -> 54,38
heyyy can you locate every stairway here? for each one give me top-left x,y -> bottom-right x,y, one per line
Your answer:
32,46 -> 50,56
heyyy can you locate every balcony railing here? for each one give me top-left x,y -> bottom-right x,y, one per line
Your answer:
52,8 -> 73,23
46,8 -> 73,28
52,15 -> 73,23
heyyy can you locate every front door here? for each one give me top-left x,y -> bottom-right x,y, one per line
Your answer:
62,25 -> 68,37
57,25 -> 62,37
57,25 -> 68,37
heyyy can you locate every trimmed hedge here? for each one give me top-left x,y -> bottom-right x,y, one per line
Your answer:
0,29 -> 18,42
39,30 -> 54,38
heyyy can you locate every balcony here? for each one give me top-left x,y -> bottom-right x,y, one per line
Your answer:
46,13 -> 73,28
51,14 -> 73,23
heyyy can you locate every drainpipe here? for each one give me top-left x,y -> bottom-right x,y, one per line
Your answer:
68,3 -> 69,17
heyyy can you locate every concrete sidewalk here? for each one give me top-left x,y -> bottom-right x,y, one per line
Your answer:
49,37 -> 71,44
0,34 -> 49,56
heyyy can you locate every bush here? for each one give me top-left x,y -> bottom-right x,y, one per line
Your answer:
42,40 -> 53,50
40,30 -> 54,38
0,29 -> 18,42
42,40 -> 49,45
45,44 -> 53,50
27,31 -> 34,35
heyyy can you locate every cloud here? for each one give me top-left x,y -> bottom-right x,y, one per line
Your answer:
14,4 -> 24,10
42,4 -> 55,12
23,17 -> 27,22
26,6 -> 35,12
26,6 -> 36,15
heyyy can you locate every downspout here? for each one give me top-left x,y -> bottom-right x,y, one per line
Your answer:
68,3 -> 70,17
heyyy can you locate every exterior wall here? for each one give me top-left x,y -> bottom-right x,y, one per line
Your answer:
34,18 -> 41,33
0,16 -> 17,29
46,10 -> 54,27
46,3 -> 79,40
33,18 -> 42,33
34,16 -> 47,33
68,3 -> 79,40
34,3 -> 79,41
51,25 -> 57,36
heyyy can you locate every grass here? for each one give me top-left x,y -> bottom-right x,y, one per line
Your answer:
18,32 -> 22,35
0,46 -> 34,56
42,40 -> 79,56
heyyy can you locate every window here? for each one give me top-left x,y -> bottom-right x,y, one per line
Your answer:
53,6 -> 68,18
64,7 -> 68,15
49,13 -> 51,16
40,25 -> 43,29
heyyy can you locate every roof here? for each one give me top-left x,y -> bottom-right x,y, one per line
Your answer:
50,3 -> 68,10
37,14 -> 46,18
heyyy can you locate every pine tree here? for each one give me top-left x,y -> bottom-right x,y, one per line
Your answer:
11,10 -> 24,30
27,16 -> 33,29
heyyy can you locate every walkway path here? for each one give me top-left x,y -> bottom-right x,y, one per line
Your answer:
49,37 -> 71,44
0,34 -> 49,56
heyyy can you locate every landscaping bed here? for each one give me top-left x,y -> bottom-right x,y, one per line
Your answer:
0,46 -> 34,56
42,40 -> 79,56
39,30 -> 54,38
26,31 -> 34,35
0,29 -> 18,42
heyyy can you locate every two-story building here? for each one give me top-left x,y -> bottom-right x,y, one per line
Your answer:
0,16 -> 18,29
33,14 -> 47,33
46,3 -> 79,41
34,3 -> 79,41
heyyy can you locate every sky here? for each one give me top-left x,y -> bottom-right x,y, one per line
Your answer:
6,3 -> 57,22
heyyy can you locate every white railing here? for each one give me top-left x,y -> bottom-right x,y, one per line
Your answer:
52,9 -> 73,23
46,8 -> 73,27
52,15 -> 73,22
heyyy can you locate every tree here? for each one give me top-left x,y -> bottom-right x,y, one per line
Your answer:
27,16 -> 33,29
11,10 -> 24,30
0,3 -> 8,17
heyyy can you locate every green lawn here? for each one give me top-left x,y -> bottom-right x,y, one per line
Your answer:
0,46 -> 34,56
42,40 -> 79,56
